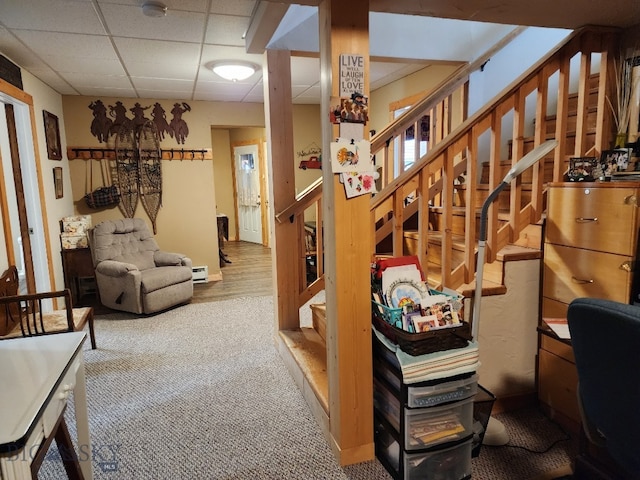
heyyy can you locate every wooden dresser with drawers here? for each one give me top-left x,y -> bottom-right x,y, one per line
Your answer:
538,182 -> 640,428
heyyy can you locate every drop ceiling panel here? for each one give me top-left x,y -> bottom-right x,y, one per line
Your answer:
131,77 -> 194,91
97,0 -> 210,13
125,61 -> 198,80
204,14 -> 250,46
193,90 -> 249,102
114,38 -> 202,66
12,31 -> 117,60
75,85 -> 137,97
135,88 -> 195,99
24,68 -> 77,95
100,3 -> 206,43
0,0 -> 106,35
210,0 -> 256,17
60,72 -> 131,89
200,44 -> 264,65
195,81 -> 255,96
45,57 -> 127,76
0,27 -> 42,69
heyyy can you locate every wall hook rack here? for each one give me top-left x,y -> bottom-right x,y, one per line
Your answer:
68,146 -> 212,161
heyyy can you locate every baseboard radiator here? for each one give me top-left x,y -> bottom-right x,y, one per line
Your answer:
192,265 -> 209,284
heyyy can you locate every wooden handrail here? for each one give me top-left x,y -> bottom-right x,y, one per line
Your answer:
370,26 -> 527,153
275,177 -> 322,223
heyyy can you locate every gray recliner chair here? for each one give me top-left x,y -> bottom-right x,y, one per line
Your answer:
89,218 -> 193,314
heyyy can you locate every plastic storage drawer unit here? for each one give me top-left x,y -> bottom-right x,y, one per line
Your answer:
405,396 -> 474,450
374,377 -> 401,431
408,374 -> 478,407
404,437 -> 473,480
374,377 -> 476,451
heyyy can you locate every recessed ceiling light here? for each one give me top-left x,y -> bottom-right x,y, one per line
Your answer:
142,1 -> 167,18
209,61 -> 259,82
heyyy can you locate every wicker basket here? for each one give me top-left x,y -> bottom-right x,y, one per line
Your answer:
372,303 -> 472,356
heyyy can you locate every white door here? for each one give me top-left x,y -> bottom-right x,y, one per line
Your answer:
234,144 -> 262,244
0,97 -> 51,296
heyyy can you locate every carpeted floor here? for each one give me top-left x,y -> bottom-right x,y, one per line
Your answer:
39,296 -> 576,479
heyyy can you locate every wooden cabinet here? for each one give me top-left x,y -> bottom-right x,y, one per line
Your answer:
61,248 -> 97,307
538,182 -> 640,427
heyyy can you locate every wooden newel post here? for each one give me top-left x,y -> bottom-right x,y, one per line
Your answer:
319,0 -> 374,466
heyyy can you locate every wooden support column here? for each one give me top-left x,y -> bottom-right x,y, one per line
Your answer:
319,0 -> 374,466
263,49 -> 299,331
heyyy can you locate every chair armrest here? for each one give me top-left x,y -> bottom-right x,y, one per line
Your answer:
96,260 -> 140,277
154,251 -> 190,267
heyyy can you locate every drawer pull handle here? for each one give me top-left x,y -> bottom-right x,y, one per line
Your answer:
571,276 -> 594,284
620,261 -> 633,272
624,195 -> 638,206
575,217 -> 598,223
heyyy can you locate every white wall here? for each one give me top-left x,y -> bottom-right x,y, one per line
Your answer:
468,27 -> 571,115
467,27 -> 571,169
466,259 -> 541,397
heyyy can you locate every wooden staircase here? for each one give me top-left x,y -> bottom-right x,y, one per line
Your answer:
275,24 -> 620,346
370,27 -> 616,296
270,25 -> 621,466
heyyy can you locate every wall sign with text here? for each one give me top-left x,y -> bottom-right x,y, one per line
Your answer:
339,54 -> 365,97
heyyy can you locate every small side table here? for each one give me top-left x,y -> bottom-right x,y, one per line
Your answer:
61,248 -> 97,307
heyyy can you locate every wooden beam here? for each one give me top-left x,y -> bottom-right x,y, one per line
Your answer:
245,1 -> 290,54
263,49 -> 299,331
319,0 -> 374,466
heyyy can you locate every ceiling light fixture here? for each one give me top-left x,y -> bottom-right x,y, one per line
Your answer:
142,1 -> 167,18
209,61 -> 258,82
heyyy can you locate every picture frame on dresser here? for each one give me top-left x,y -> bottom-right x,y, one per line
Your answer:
600,148 -> 631,178
566,156 -> 598,182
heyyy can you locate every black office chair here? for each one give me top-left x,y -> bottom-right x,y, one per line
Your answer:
567,298 -> 640,480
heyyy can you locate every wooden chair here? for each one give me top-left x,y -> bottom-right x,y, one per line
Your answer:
0,266 -> 96,349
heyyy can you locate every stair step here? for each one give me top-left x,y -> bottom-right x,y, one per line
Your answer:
423,231 -> 540,261
310,303 -> 326,342
402,229 -> 540,294
279,329 -> 328,414
425,263 -> 507,298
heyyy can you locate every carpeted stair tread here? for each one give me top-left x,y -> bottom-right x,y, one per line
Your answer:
411,231 -> 541,262
425,263 -> 507,298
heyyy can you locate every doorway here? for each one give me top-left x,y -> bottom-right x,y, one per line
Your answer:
233,143 -> 263,244
0,92 -> 51,296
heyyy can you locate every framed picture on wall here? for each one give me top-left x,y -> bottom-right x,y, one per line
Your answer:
53,167 -> 63,198
43,110 -> 62,160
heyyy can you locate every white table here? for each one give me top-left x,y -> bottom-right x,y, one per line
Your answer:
0,332 -> 92,480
